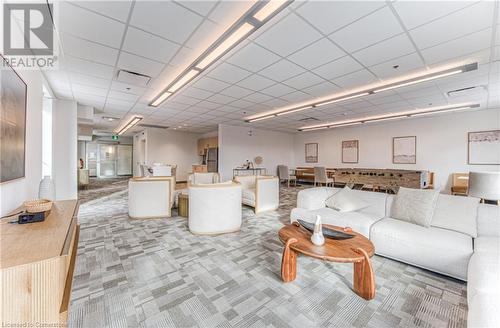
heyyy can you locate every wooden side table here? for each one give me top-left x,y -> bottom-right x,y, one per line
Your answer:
178,193 -> 189,217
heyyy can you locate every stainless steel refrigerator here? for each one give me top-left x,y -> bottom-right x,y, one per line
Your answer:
206,147 -> 218,172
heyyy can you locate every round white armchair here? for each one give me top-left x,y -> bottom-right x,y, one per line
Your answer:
188,182 -> 242,235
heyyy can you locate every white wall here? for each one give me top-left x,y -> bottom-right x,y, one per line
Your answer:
0,70 -> 43,216
52,99 -> 78,200
218,124 -> 295,181
293,109 -> 500,192
143,128 -> 200,181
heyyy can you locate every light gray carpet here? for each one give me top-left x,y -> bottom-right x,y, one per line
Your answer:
69,184 -> 467,327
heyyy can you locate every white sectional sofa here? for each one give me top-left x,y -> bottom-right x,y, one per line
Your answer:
290,187 -> 500,327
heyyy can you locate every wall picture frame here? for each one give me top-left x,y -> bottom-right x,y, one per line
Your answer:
468,130 -> 500,165
342,140 -> 358,163
305,143 -> 318,163
1,55 -> 27,183
393,136 -> 416,164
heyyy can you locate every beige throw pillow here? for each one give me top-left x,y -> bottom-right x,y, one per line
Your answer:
391,187 -> 439,227
325,186 -> 369,212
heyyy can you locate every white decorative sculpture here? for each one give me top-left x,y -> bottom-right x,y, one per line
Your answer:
310,215 -> 325,246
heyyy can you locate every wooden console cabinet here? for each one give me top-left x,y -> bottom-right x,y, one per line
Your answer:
197,137 -> 218,155
0,200 -> 80,326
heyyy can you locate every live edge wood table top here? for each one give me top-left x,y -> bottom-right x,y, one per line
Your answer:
278,222 -> 376,300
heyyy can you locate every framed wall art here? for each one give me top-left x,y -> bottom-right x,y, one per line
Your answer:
468,130 -> 500,165
1,55 -> 27,183
305,143 -> 318,163
342,140 -> 358,163
393,136 -> 417,164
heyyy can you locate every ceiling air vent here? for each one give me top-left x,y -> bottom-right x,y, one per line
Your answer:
446,85 -> 487,98
138,124 -> 169,129
117,69 -> 151,86
298,117 -> 319,122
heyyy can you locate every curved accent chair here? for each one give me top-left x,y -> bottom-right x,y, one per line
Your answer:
128,177 -> 174,218
233,175 -> 279,213
188,182 -> 242,235
187,172 -> 220,185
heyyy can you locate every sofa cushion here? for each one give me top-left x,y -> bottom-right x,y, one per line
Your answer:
325,186 -> 369,212
474,236 -> 500,253
477,204 -> 500,237
242,188 -> 256,206
467,252 -> 500,303
296,187 -> 338,210
391,187 -> 439,227
431,194 -> 479,238
290,207 -> 383,238
468,292 -> 500,328
371,218 -> 472,280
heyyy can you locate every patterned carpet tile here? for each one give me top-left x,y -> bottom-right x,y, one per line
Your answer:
69,183 -> 467,327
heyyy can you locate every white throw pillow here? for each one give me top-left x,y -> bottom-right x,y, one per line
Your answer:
325,186 -> 369,212
391,187 -> 439,227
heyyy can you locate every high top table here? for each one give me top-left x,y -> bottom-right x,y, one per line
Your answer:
278,222 -> 376,300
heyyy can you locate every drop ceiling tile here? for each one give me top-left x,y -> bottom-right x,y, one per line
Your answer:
208,1 -> 255,26
303,81 -> 340,97
179,1 -> 218,16
60,33 -> 118,66
131,1 -> 203,44
254,13 -> 322,56
108,90 -> 139,102
59,2 -> 126,48
110,81 -> 147,95
333,69 -> 377,89
260,83 -> 296,97
229,99 -> 255,109
207,94 -> 237,105
64,56 -> 115,79
259,60 -> 306,82
279,91 -> 312,102
220,85 -> 254,98
262,98 -> 289,108
171,95 -> 201,106
287,38 -> 346,70
185,19 -> 224,50
296,1 -> 385,35
313,56 -> 364,80
180,87 -> 214,100
69,72 -> 110,88
122,27 -> 179,63
369,52 -> 425,80
243,92 -> 273,103
196,100 -> 221,110
227,43 -> 281,72
235,74 -> 277,92
117,52 -> 165,78
206,63 -> 252,84
420,28 -> 492,65
329,7 -> 403,52
352,34 -> 416,67
192,77 -> 230,92
409,1 -> 494,50
71,1 -> 132,22
393,1 -> 475,30
282,72 -> 324,90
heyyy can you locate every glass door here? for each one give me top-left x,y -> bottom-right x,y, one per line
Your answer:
97,144 -> 117,178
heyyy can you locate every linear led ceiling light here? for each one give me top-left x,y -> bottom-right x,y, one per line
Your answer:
116,116 -> 143,135
149,0 -> 292,107
298,103 -> 479,132
244,62 -> 478,122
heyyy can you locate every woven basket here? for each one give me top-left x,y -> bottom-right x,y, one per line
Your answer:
24,199 -> 53,213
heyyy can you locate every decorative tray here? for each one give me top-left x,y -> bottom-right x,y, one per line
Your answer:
297,219 -> 355,240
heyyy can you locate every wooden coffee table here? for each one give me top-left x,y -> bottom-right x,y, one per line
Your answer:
278,222 -> 375,300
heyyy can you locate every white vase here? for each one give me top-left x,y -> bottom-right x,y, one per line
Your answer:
39,176 -> 55,200
311,215 -> 325,246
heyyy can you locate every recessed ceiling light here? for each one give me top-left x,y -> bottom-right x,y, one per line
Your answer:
245,62 -> 478,123
102,116 -> 118,122
116,116 -> 143,135
298,103 -> 479,131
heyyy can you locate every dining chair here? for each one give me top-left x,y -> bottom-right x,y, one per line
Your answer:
278,165 -> 297,187
314,166 -> 334,187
